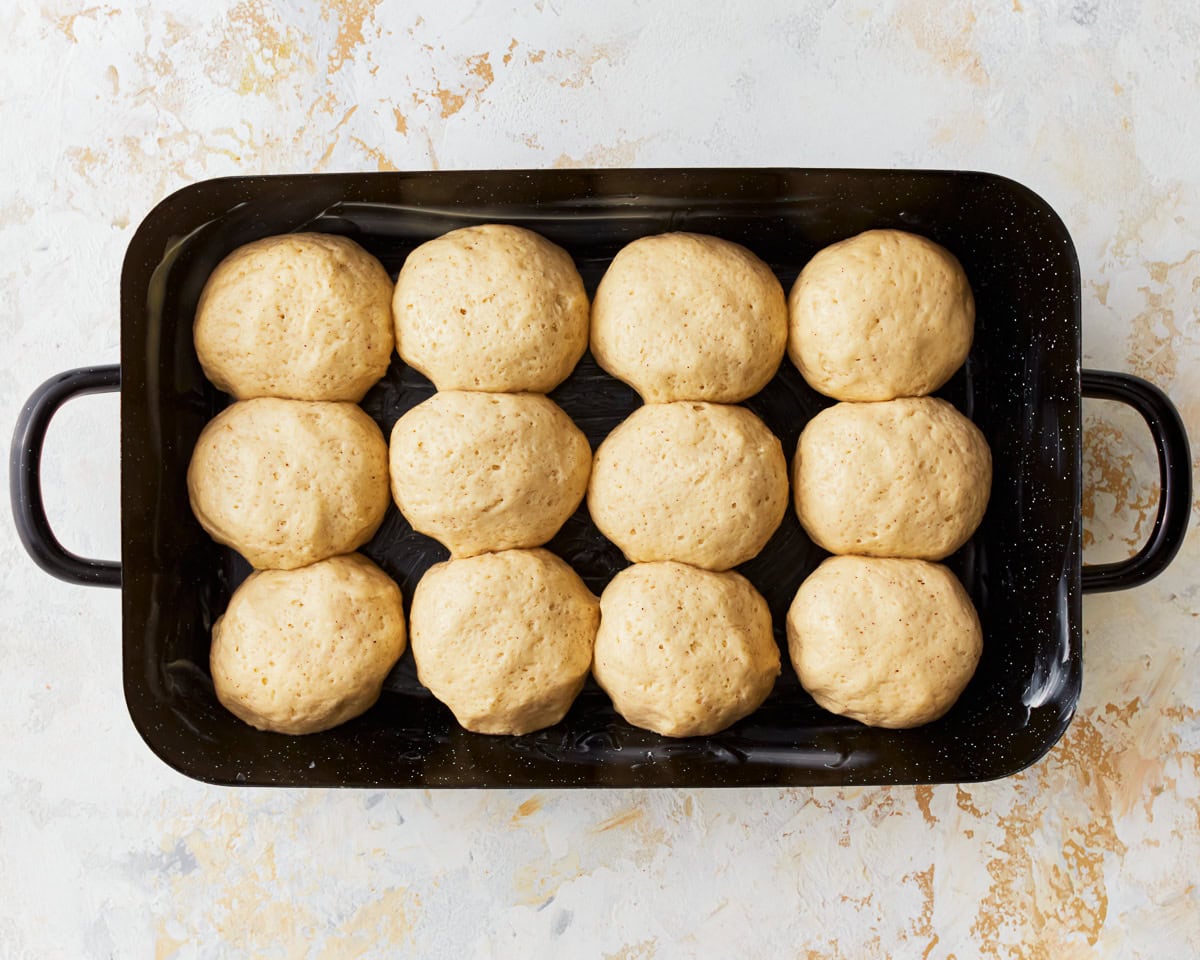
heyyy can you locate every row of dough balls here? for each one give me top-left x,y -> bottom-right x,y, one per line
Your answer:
411,551 -> 778,738
209,546 -> 779,738
586,236 -> 786,733
185,391 -> 990,586
787,230 -> 987,727
208,545 -> 983,736
192,226 -> 590,402
191,236 -> 403,733
785,398 -> 990,726
193,225 -> 974,407
391,234 -> 597,735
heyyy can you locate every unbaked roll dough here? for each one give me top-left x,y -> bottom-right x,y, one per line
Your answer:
794,397 -> 991,559
389,391 -> 591,558
590,232 -> 788,403
592,562 -> 780,737
210,554 -> 406,734
587,401 -> 788,571
392,224 -> 589,392
787,556 -> 982,729
410,549 -> 599,735
194,232 -> 394,401
188,398 -> 390,569
788,229 -> 974,401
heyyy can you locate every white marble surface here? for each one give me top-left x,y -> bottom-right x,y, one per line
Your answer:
2,2 -> 1198,957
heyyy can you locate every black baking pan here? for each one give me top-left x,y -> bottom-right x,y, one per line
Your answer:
10,169 -> 1192,788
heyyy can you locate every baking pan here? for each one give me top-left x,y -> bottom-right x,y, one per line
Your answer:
10,169 -> 1192,788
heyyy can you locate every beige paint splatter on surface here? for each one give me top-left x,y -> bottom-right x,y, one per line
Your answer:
53,4 -> 119,43
1082,415 -> 1159,554
593,807 -> 645,833
605,938 -> 658,960
513,850 -> 584,906
313,887 -> 418,959
217,1 -> 312,97
893,2 -> 988,85
411,51 -> 497,119
321,0 -> 383,73
512,795 -> 544,821
1126,253 -> 1200,385
554,137 -> 648,168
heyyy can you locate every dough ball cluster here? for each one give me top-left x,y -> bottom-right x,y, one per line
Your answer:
785,229 -> 987,729
190,221 -> 992,741
192,233 -> 404,735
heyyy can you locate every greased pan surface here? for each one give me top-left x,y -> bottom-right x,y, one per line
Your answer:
117,169 -> 1085,787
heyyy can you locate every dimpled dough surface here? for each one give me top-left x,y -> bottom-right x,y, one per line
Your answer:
209,554 -> 407,735
590,232 -> 788,403
587,401 -> 788,571
392,224 -> 589,393
187,398 -> 390,570
787,556 -> 982,729
592,562 -> 780,738
794,396 -> 992,559
194,232 -> 394,402
389,391 -> 591,558
787,229 -> 974,401
410,549 -> 600,735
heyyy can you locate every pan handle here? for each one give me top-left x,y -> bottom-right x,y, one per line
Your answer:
1081,369 -> 1191,593
9,365 -> 122,588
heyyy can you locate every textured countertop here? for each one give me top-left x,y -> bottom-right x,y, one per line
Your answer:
2,2 -> 1198,957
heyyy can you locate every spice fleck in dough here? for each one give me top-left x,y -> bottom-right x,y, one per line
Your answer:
194,232 -> 394,402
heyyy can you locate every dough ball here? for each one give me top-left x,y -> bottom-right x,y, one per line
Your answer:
588,401 -> 788,571
389,391 -> 591,558
593,562 -> 780,737
787,229 -> 974,401
410,549 -> 599,735
787,556 -> 982,728
591,232 -> 788,403
392,224 -> 589,392
194,233 -> 394,401
210,554 -> 406,734
188,398 -> 390,569
794,397 -> 991,559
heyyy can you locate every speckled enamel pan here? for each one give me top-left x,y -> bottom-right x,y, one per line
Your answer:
10,169 -> 1191,787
